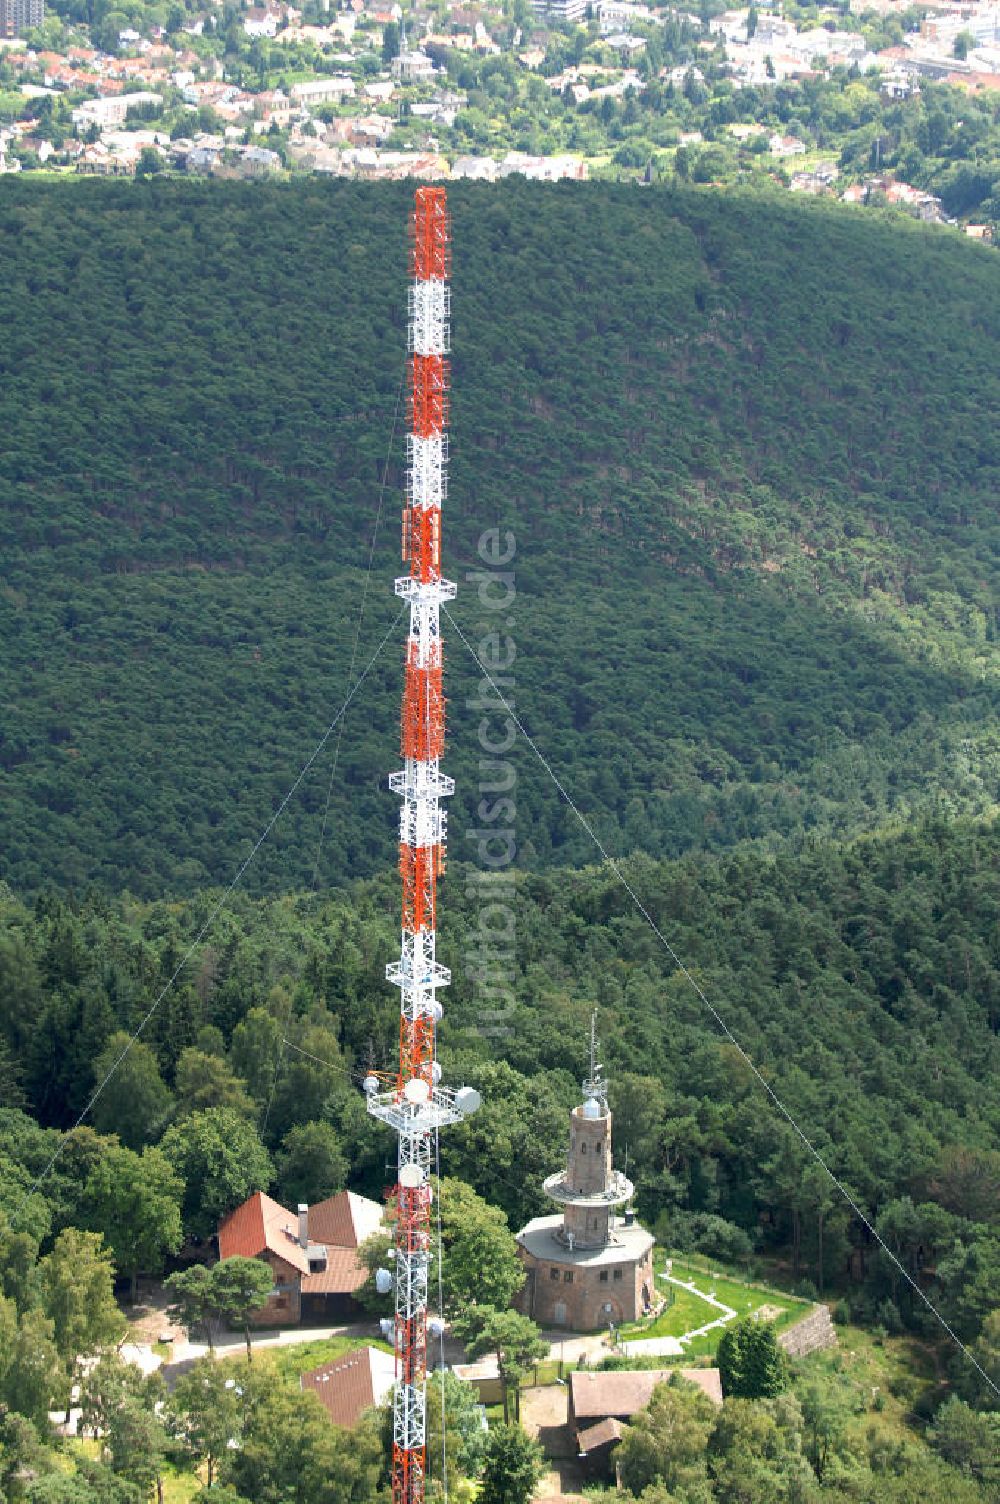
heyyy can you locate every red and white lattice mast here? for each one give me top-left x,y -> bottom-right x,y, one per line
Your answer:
365,186 -> 480,1504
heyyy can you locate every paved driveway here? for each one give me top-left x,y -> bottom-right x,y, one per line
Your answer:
520,1385 -> 588,1503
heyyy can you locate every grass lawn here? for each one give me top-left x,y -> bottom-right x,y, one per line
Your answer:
619,1281 -> 721,1341
668,1258 -> 807,1332
65,1440 -> 200,1502
618,1252 -> 810,1347
159,1464 -> 202,1504
215,1332 -> 392,1386
525,1358 -> 564,1387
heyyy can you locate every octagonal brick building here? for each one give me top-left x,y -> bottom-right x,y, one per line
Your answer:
515,1049 -> 655,1331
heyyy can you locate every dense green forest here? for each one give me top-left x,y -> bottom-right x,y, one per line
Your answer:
0,179 -> 998,897
1,814 -> 999,1493
0,818 -> 998,1494
1,815 -> 998,1341
0,178 -> 998,1502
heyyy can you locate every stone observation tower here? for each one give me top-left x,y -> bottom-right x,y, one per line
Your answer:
515,1020 -> 655,1331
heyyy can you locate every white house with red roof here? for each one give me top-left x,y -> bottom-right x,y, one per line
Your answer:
217,1188 -> 384,1325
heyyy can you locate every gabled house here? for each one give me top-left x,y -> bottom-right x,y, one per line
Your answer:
217,1188 -> 384,1325
300,1191 -> 383,1323
569,1368 -> 723,1477
302,1346 -> 396,1428
218,1191 -> 311,1323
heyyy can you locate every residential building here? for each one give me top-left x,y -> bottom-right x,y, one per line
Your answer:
410,98 -> 459,125
839,175 -> 943,219
76,141 -> 142,175
708,8 -> 749,43
790,160 -> 839,194
570,1368 -> 723,1476
72,92 -> 163,129
302,1347 -> 396,1428
342,148 -> 446,179
0,0 -> 43,39
231,144 -> 282,174
921,5 -> 1000,48
255,88 -> 294,124
329,112 -> 393,145
606,30 -> 647,53
290,75 -> 356,104
473,19 -> 499,51
243,6 -> 280,37
880,65 -> 919,98
391,48 -> 436,83
768,132 -> 807,156
451,154 -> 500,179
786,26 -> 865,62
531,0 -> 587,21
499,151 -> 588,180
599,0 -> 655,33
185,143 -> 222,172
217,1189 -> 384,1324
754,12 -> 795,44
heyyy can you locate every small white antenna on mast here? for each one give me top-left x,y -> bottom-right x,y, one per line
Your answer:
584,1009 -> 605,1105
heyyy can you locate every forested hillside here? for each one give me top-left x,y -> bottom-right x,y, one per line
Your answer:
0,179 -> 998,896
1,816 -> 998,1372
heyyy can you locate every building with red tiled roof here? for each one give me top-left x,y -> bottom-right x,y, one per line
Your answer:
217,1191 -> 312,1324
218,1189 -> 385,1326
298,1191 -> 384,1321
570,1367 -> 723,1477
301,1346 -> 395,1429
308,1190 -> 384,1249
947,69 -> 1000,92
218,1191 -> 310,1271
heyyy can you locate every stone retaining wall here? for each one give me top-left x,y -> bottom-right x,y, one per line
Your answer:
778,1304 -> 837,1359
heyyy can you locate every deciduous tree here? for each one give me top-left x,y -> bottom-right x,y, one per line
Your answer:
219,1368 -> 384,1504
716,1317 -> 789,1399
89,1034 -> 173,1150
616,1377 -> 716,1498
438,1177 -> 524,1316
173,1048 -> 256,1120
210,1257 -> 275,1361
159,1108 -> 272,1242
478,1424 -> 543,1504
170,1358 -> 241,1486
0,1294 -> 63,1430
708,1394 -> 813,1503
276,1121 -> 347,1208
453,1308 -> 546,1423
82,1143 -> 183,1302
164,1265 -> 216,1352
38,1230 -> 124,1419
